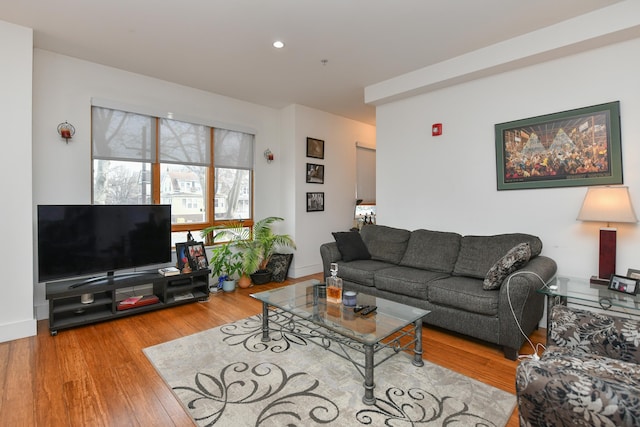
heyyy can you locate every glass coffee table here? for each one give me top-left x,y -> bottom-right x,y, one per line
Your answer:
251,280 -> 429,405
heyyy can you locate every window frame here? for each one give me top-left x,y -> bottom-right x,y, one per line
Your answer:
91,107 -> 254,245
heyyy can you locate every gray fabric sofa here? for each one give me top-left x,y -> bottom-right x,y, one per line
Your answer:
319,224 -> 557,360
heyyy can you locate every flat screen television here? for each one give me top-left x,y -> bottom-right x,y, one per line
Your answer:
37,204 -> 172,283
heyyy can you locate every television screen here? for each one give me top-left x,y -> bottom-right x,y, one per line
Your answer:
37,205 -> 172,282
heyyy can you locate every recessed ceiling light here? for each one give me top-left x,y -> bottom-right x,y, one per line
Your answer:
273,40 -> 285,49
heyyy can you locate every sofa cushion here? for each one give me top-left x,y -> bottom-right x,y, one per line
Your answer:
400,229 -> 462,273
428,276 -> 499,316
332,231 -> 371,262
335,260 -> 393,287
374,266 -> 449,300
483,242 -> 531,290
453,233 -> 542,279
360,224 -> 411,264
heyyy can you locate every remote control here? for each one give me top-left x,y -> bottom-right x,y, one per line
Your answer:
360,306 -> 377,316
354,305 -> 367,313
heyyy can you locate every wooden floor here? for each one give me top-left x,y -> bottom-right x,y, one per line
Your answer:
0,273 -> 545,426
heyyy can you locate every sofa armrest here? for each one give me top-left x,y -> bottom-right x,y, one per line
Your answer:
549,304 -> 640,365
319,242 -> 342,279
498,255 -> 557,354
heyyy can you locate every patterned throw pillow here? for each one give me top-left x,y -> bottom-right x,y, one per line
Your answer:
266,253 -> 293,282
483,242 -> 531,290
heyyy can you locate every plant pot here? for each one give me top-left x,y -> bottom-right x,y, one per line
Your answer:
237,275 -> 252,289
222,280 -> 236,292
250,269 -> 272,285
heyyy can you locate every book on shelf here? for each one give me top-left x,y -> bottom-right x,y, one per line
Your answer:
159,267 -> 180,276
117,294 -> 160,311
173,291 -> 194,302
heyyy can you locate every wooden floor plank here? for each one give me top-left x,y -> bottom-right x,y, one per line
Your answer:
0,273 -> 543,426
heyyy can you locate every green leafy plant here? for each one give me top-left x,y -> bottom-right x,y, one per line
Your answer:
208,243 -> 243,281
202,216 -> 296,276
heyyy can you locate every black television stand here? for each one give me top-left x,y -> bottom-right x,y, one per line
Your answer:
69,270 -> 158,288
46,269 -> 210,335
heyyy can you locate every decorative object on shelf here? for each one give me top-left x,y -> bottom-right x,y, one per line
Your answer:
307,192 -> 324,212
264,148 -> 274,163
57,121 -> 75,143
80,293 -> 94,304
607,274 -> 639,295
306,137 -> 324,159
306,163 -> 324,184
495,101 -> 622,190
186,242 -> 209,271
577,185 -> 638,285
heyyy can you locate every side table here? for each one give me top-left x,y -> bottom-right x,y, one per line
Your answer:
537,275 -> 640,338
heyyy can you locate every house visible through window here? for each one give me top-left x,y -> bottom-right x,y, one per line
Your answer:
92,105 -> 255,245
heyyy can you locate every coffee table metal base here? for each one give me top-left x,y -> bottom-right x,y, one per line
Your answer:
260,302 -> 424,405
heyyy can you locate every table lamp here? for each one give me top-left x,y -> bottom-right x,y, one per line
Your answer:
577,186 -> 638,284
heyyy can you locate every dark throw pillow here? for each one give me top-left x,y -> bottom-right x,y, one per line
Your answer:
266,253 -> 293,282
332,231 -> 371,262
483,242 -> 531,290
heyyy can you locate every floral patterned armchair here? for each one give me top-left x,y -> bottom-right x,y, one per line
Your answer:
516,304 -> 640,426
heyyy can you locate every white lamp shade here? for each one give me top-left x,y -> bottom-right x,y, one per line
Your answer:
577,186 -> 638,224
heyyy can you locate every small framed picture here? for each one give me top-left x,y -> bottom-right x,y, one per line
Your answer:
608,274 -> 639,295
175,242 -> 190,270
306,192 -> 325,212
306,137 -> 324,159
187,242 -> 209,270
627,268 -> 640,280
306,163 -> 324,184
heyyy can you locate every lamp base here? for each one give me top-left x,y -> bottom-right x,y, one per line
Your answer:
590,275 -> 610,286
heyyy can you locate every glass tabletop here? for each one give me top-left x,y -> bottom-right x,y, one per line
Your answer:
538,276 -> 640,314
251,280 -> 429,345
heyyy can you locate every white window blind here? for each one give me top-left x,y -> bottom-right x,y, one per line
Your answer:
214,129 -> 254,169
92,107 -> 156,162
159,118 -> 210,166
356,143 -> 376,203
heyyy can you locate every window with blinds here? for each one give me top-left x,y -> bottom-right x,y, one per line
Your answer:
91,105 -> 254,244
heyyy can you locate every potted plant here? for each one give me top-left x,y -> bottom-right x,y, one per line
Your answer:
236,216 -> 296,285
203,216 -> 296,286
208,243 -> 243,291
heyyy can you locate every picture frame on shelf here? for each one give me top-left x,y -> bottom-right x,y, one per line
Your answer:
306,163 -> 324,184
495,101 -> 622,190
608,274 -> 639,295
306,192 -> 324,212
186,242 -> 209,270
306,137 -> 324,159
175,242 -> 190,270
626,268 -> 640,280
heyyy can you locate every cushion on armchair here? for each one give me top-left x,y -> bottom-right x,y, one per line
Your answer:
517,305 -> 640,426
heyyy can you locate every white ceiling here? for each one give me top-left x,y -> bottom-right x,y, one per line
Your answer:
0,0 -> 622,125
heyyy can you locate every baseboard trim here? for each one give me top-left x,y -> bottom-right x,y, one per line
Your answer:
0,318 -> 37,343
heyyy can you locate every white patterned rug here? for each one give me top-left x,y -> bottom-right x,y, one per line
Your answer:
144,310 -> 516,426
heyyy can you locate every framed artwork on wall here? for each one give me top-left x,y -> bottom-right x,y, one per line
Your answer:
306,163 -> 324,184
495,101 -> 622,190
306,192 -> 324,212
306,137 -> 325,159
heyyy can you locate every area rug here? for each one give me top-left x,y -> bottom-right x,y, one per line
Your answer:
144,310 -> 516,426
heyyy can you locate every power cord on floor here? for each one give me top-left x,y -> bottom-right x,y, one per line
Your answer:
505,270 -> 550,361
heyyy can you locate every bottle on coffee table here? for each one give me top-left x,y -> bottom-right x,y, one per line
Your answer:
326,262 -> 343,304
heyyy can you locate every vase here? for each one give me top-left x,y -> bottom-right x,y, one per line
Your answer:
222,280 -> 236,292
237,275 -> 252,289
250,269 -> 272,285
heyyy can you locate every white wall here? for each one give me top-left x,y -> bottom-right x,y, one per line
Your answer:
31,49 -> 374,320
0,21 -> 36,342
375,36 -> 640,279
285,105 -> 376,277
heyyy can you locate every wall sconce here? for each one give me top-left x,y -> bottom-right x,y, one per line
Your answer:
264,148 -> 274,163
57,121 -> 75,143
577,186 -> 638,284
